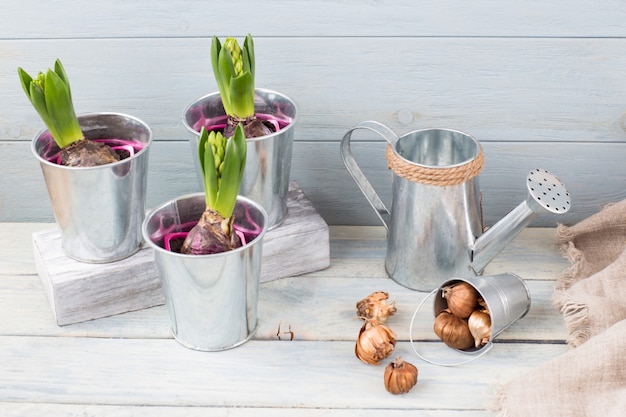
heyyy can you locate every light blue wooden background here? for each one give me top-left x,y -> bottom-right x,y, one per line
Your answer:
1,1 -> 625,226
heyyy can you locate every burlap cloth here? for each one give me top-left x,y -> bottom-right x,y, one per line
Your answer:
489,199 -> 626,417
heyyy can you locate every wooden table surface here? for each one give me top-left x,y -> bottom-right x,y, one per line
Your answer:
0,223 -> 571,416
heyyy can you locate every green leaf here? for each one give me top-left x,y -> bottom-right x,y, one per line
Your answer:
197,126 -> 207,177
19,69 -> 54,136
199,127 -> 218,209
54,59 -> 72,101
233,123 -> 247,179
28,81 -> 55,138
218,46 -> 238,115
17,59 -> 83,149
243,33 -> 255,79
211,36 -> 229,113
210,34 -> 257,120
17,67 -> 33,100
214,123 -> 247,218
45,69 -> 83,148
228,72 -> 255,119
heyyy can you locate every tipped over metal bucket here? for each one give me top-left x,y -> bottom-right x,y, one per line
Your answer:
410,273 -> 531,366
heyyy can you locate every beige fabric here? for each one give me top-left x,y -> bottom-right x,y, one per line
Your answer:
490,200 -> 626,417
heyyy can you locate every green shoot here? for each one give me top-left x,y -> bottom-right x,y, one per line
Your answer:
18,59 -> 83,149
198,123 -> 247,218
211,34 -> 256,120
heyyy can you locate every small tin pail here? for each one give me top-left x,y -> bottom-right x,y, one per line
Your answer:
142,193 -> 268,351
409,273 -> 531,366
32,112 -> 152,263
183,89 -> 298,229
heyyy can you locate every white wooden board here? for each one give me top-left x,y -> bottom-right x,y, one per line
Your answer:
260,182 -> 330,281
3,36 -> 626,225
4,38 -> 626,145
0,336 -> 568,410
31,182 -> 329,325
3,3 -> 626,228
32,230 -> 164,326
0,404 -> 492,417
5,140 -> 625,227
0,223 -> 571,415
2,1 -> 626,38
12,226 -> 567,341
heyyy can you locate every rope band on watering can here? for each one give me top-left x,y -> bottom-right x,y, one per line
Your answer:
385,144 -> 485,186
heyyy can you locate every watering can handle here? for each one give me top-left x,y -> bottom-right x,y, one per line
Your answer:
340,121 -> 398,229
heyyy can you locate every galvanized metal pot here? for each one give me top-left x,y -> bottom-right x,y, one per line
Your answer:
31,112 -> 152,263
410,273 -> 531,366
142,193 -> 268,351
182,89 -> 298,229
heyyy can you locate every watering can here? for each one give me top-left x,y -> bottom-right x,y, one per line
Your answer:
340,121 -> 571,291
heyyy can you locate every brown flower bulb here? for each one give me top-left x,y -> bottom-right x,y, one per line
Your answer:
357,291 -> 397,323
355,320 -> 396,365
384,356 -> 418,394
433,309 -> 474,350
468,309 -> 492,348
442,281 -> 479,319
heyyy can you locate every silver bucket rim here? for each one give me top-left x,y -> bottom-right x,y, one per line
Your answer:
31,111 -> 153,170
142,192 -> 269,258
181,88 -> 299,143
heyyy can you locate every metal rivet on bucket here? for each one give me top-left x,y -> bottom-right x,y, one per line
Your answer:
409,273 -> 531,366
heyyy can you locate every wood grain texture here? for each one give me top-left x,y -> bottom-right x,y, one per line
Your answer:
30,182 -> 329,325
0,336 -> 567,410
2,1 -> 626,229
3,38 -> 626,144
2,140 -> 625,226
0,273 -> 569,343
1,223 -> 569,342
2,1 -> 626,38
260,182 -> 330,281
0,403 -> 494,417
32,227 -> 164,326
0,222 -> 571,414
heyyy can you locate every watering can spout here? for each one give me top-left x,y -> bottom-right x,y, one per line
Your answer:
470,169 -> 571,274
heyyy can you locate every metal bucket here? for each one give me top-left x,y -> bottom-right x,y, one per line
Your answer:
142,193 -> 268,351
409,273 -> 531,366
182,89 -> 298,229
31,112 -> 152,263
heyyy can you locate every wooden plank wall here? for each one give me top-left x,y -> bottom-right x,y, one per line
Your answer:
1,1 -> 625,226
